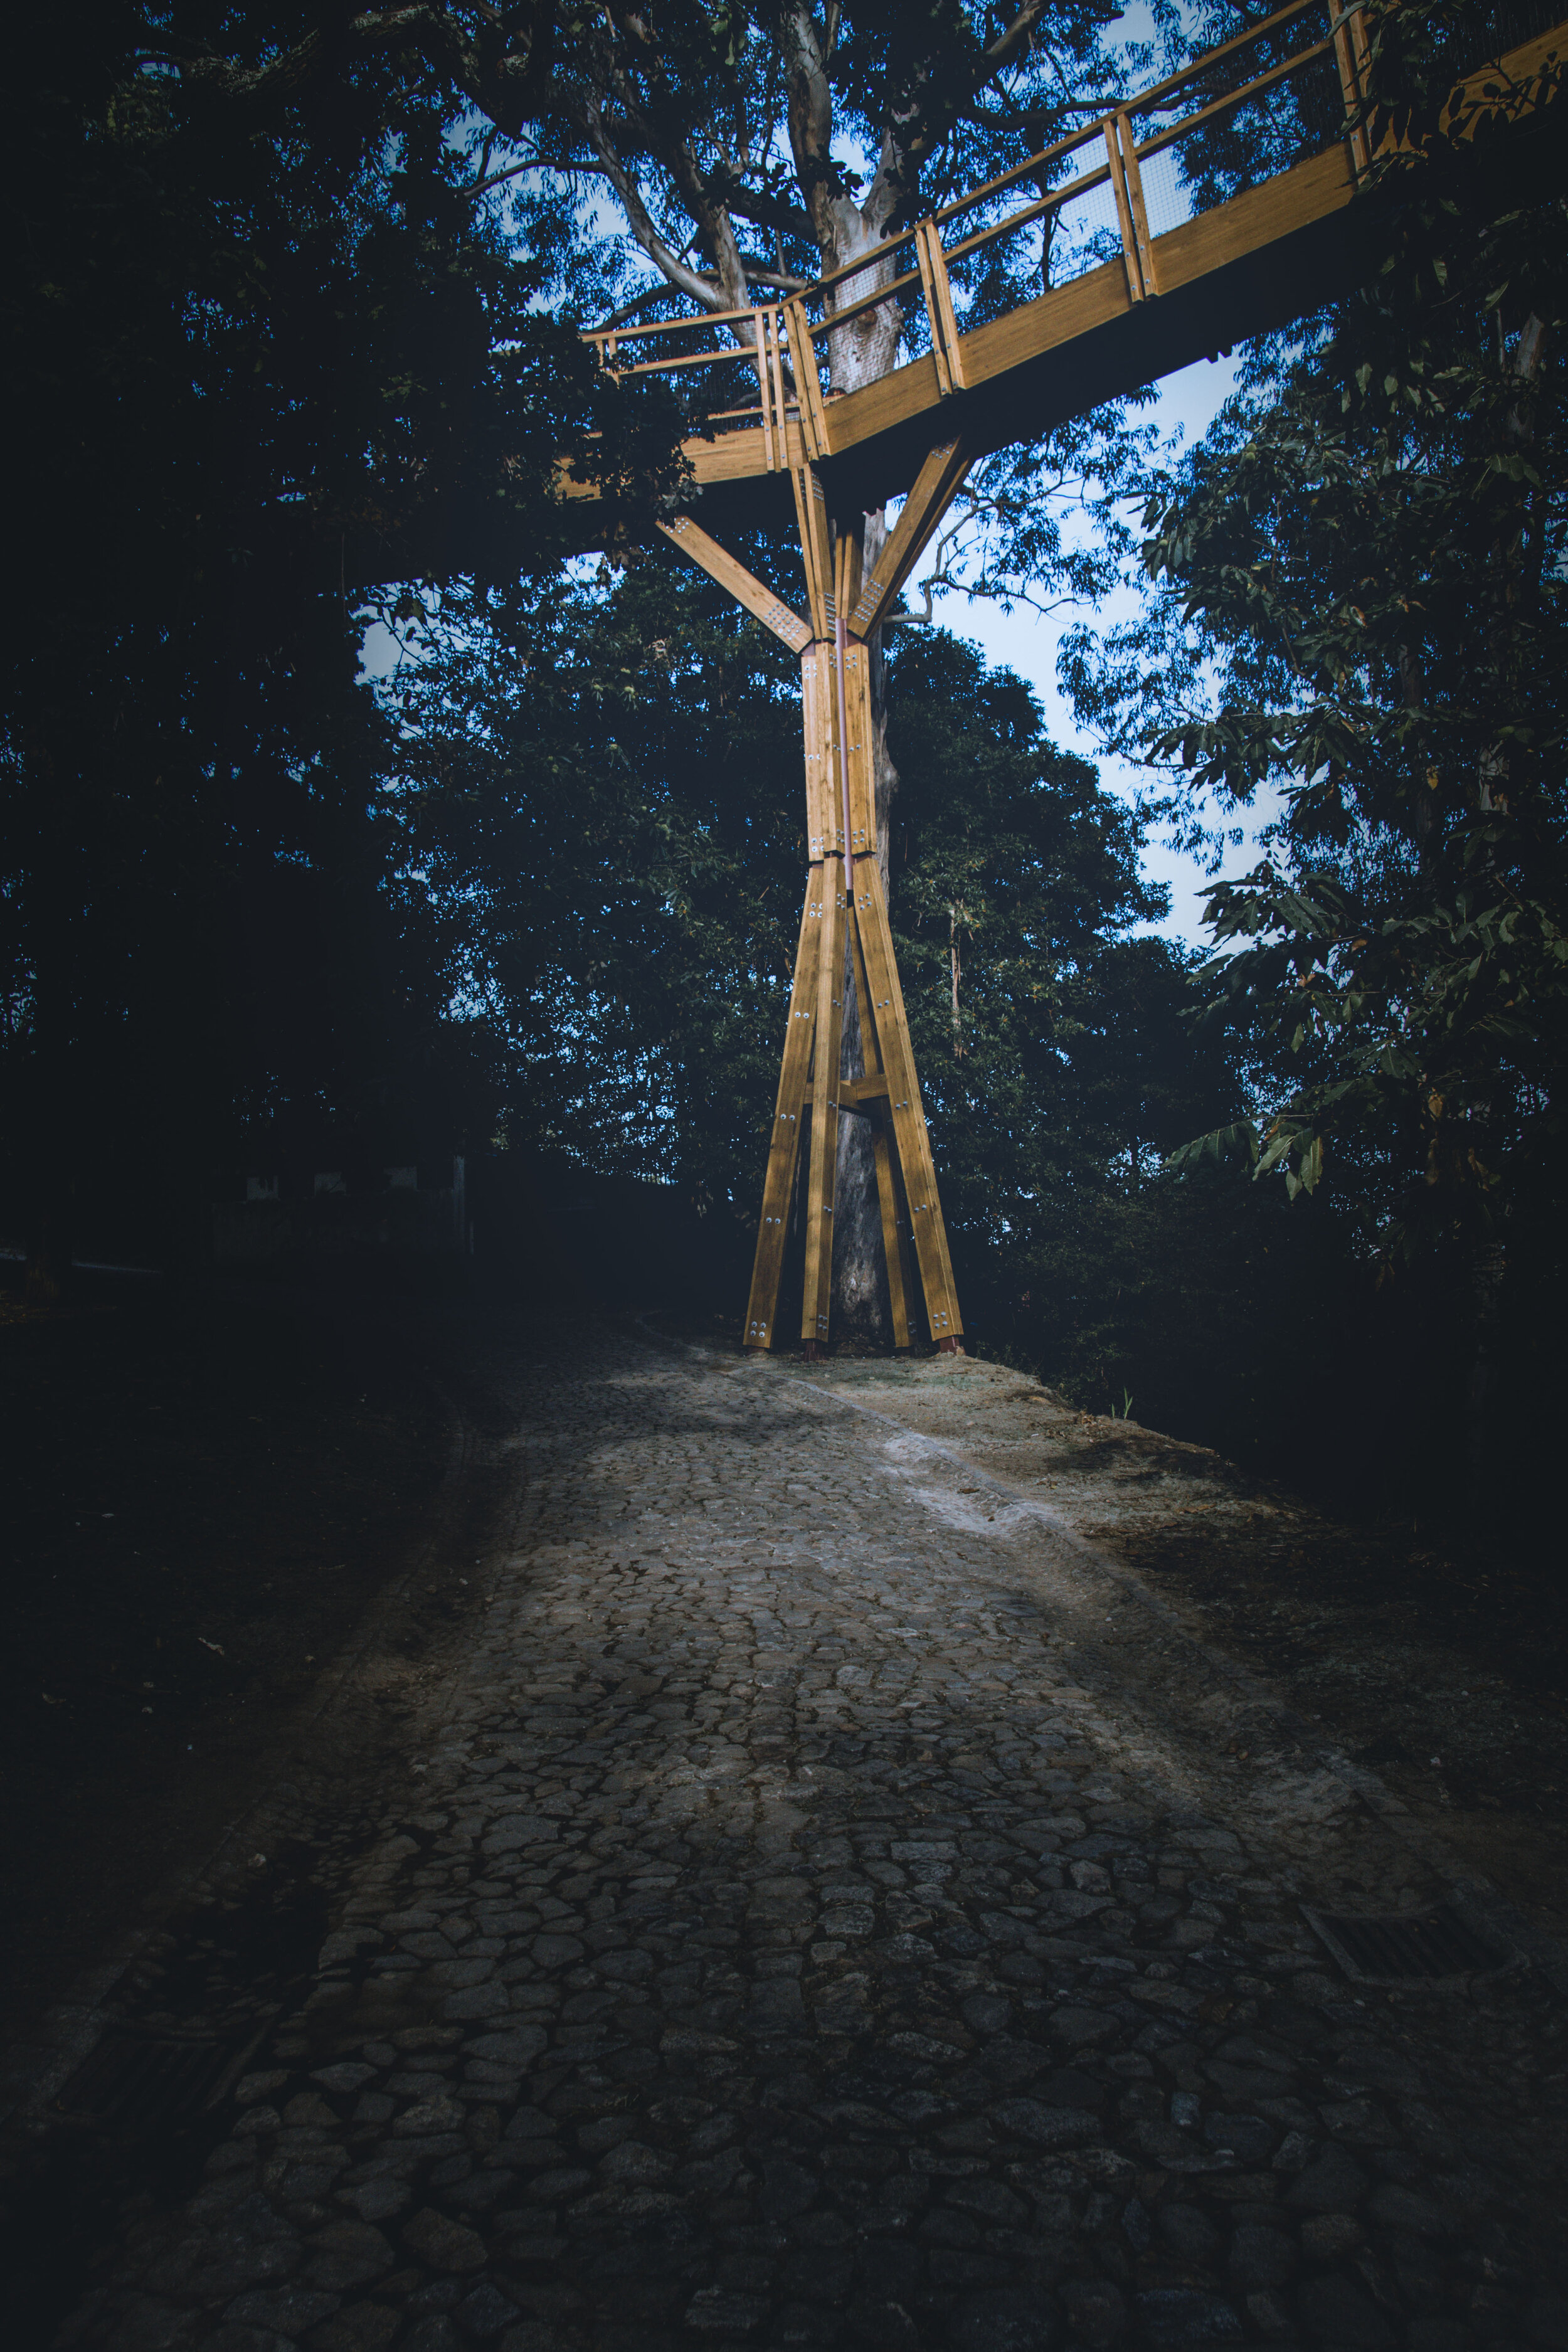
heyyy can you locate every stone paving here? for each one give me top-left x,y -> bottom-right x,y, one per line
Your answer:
61,1327 -> 1568,2352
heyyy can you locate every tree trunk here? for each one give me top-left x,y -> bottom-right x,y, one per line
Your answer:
830,509 -> 903,1342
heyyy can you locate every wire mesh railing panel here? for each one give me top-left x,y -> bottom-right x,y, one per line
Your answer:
1158,44 -> 1344,218
1420,0 -> 1566,78
1132,140 -> 1197,240
1047,171 -> 1128,288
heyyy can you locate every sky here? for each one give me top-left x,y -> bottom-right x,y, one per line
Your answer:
913,350 -> 1272,950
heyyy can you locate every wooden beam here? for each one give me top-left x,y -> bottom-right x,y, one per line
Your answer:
1117,113 -> 1160,299
784,299 -> 830,461
839,636 -> 876,857
852,861 -> 963,1342
851,902 -> 911,1350
848,437 -> 970,638
915,222 -> 967,396
872,1121 -> 913,1350
655,517 -> 812,652
834,521 -> 864,625
802,1071 -> 889,1104
1103,116 -> 1145,305
792,464 -> 835,640
744,879 -> 821,1347
800,860 -> 847,1347
800,643 -> 841,861
1331,5 -> 1372,180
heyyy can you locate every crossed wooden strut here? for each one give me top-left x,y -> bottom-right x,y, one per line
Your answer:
658,438 -> 973,1359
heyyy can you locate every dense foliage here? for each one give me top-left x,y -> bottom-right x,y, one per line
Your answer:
6,0 -> 1563,1544
1,5 -> 680,1286
1061,1 -> 1568,1511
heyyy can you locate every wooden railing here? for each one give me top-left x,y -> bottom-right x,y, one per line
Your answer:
583,0 -> 1382,464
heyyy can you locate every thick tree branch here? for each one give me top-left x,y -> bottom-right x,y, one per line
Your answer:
568,91 -> 728,312
776,1 -> 838,253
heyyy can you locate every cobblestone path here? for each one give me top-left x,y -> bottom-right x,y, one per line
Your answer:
65,1328 -> 1567,2352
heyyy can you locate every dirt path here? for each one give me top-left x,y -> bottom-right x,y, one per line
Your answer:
18,1318 -> 1564,2352
792,1352 -> 1568,1948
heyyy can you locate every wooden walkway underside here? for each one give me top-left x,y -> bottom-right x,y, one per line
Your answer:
563,11 -> 1567,542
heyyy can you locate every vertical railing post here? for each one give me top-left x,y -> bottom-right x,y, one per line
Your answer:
783,298 -> 830,461
914,222 -> 967,396
1104,117 -> 1145,305
1331,1 -> 1373,179
1116,112 -> 1160,297
751,309 -> 776,472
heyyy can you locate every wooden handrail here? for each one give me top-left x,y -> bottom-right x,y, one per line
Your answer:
1132,35 -> 1338,163
1128,0 -> 1329,120
926,114 -> 1110,231
798,231 -> 921,307
579,0 -> 1410,391
588,302 -> 780,347
940,157 -> 1115,270
808,265 -> 925,337
596,344 -> 776,380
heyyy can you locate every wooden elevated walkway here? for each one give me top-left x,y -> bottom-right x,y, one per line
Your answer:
563,0 -> 1567,540
556,0 -> 1567,1360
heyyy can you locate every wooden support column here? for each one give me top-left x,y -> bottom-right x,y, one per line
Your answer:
851,856 -> 963,1345
800,641 -> 841,859
743,876 -> 820,1347
736,453 -> 965,1356
848,893 -> 913,1352
800,830 -> 847,1350
871,1122 -> 913,1349
792,464 -> 835,640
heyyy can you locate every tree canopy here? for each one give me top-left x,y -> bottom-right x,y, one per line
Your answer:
3,3 -> 682,1286
6,0 -> 1565,1539
1068,18 -> 1567,1260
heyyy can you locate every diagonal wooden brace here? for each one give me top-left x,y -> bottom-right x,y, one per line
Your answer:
849,437 -> 972,638
792,464 -> 836,640
744,877 -> 822,1348
852,861 -> 963,1343
800,859 -> 847,1346
656,517 -> 812,652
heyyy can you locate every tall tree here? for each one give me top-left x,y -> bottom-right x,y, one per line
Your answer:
119,3 -> 1168,1339
389,566 -> 1178,1277
512,0 -> 1146,1335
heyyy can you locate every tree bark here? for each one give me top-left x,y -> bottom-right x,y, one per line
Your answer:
830,509 -> 902,1342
